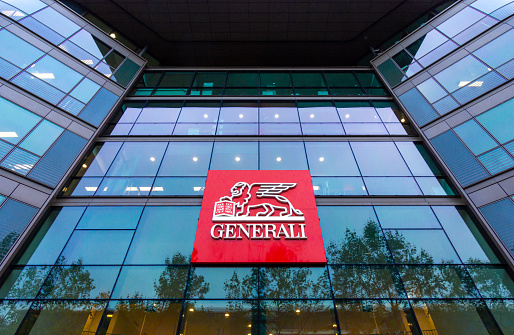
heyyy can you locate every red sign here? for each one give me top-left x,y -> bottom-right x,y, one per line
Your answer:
192,170 -> 327,265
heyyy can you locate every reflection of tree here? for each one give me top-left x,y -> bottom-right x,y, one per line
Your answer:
0,231 -> 20,262
155,254 -> 209,299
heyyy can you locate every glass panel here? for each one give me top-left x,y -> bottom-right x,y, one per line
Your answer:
100,300 -> 181,335
19,120 -> 63,155
187,267 -> 258,298
172,123 -> 216,135
417,78 -> 447,103
476,98 -> 514,144
292,72 -> 325,87
433,206 -> 499,264
298,106 -> 340,123
104,50 -> 125,69
77,206 -> 143,229
177,106 -> 220,123
436,7 -> 485,37
474,30 -> 514,68
70,78 -> 100,103
385,229 -> 460,264
219,104 -> 258,122
312,177 -> 367,195
454,119 -> 497,155
261,300 -> 336,335
216,123 -> 258,135
40,265 -> 120,299
124,207 -> 200,264
260,267 -> 330,298
19,300 -> 105,335
69,29 -> 111,59
0,97 -> 41,145
318,206 -> 392,264
468,266 -> 514,298
27,55 -> 82,92
182,300 -> 256,335
343,123 -> 388,135
129,123 -> 174,135
96,177 -> 154,196
137,107 -> 181,123
32,7 -> 80,37
364,177 -> 422,195
375,206 -> 440,229
434,55 -> 489,93
336,300 -> 417,335
396,142 -> 439,176
486,299 -> 514,334
106,142 -> 167,176
210,142 -> 258,170
407,29 -> 448,59
0,266 -> 51,299
259,103 -> 299,122
226,72 -> 259,87
355,72 -> 382,87
260,72 -> 291,87
158,142 -> 212,176
416,177 -> 455,195
159,71 -> 194,87
21,207 -> 85,265
351,142 -> 411,176
151,177 -> 206,195
324,72 -> 359,87
259,142 -> 307,170
336,106 -> 380,122
0,300 -> 30,335
305,142 -> 360,176
301,123 -> 345,135
259,122 -> 302,135
330,265 -> 405,298
112,266 -> 189,299
192,72 -> 226,87
82,142 -> 122,177
60,230 -> 133,265
399,265 -> 478,298
411,300 -> 496,335
0,30 -> 44,68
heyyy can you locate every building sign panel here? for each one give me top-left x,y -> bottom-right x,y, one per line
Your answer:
192,170 -> 326,264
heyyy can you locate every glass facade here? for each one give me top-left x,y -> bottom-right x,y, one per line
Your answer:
0,0 -> 513,334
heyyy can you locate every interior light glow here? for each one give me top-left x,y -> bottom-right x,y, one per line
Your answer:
13,164 -> 33,170
225,313 -> 230,317
0,132 -> 18,137
82,164 -> 88,168
239,114 -> 244,118
319,157 -> 325,162
125,187 -> 139,191
345,114 -> 350,119
235,156 -> 241,161
139,187 -> 152,192
85,187 -> 98,192
81,59 -> 94,65
248,324 -> 252,328
313,186 -> 320,191
276,157 -> 282,162
193,186 -> 203,191
362,186 -> 366,191
309,114 -> 314,118
193,156 -> 198,161
152,187 -> 164,191
274,114 -> 279,118
109,33 -> 116,38
469,81 -> 483,87
203,114 -> 208,118
296,309 -> 300,313
189,308 -> 194,312
33,73 -> 55,79
150,157 -> 156,161
107,314 -> 113,318
333,324 -> 337,328
103,187 -> 108,191
458,81 -> 470,87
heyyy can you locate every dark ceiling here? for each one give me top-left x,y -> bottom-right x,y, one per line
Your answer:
72,0 -> 449,66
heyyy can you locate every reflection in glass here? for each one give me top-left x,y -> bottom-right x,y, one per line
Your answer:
106,142 -> 167,176
210,142 -> 258,170
77,206 -> 143,229
261,300 -> 336,335
330,266 -> 405,298
99,300 -> 181,335
467,266 -> 514,298
375,206 -> 440,229
312,177 -> 367,195
305,142 -> 360,176
486,299 -> 514,334
434,55 -> 489,93
364,177 -> 422,195
97,177 -> 155,196
0,300 -> 31,335
352,142 -> 411,176
182,300 -> 256,335
336,300 -> 417,335
0,266 -> 51,299
318,206 -> 391,264
151,177 -> 206,195
411,300 -> 496,335
158,142 -> 212,176
259,142 -> 307,170
188,267 -> 258,299
260,267 -> 330,299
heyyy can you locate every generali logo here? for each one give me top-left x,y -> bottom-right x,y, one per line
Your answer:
192,170 -> 327,265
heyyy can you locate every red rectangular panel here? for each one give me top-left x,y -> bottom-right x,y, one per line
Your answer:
192,170 -> 327,265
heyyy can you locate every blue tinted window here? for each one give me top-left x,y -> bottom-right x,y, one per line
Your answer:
125,206 -> 200,264
173,123 -> 216,135
219,106 -> 258,122
106,142 -> 167,176
151,177 -> 206,195
61,230 -> 133,264
158,142 -> 212,176
24,207 -> 85,265
364,177 -> 422,195
76,206 -> 144,229
298,106 -> 340,123
259,123 -> 302,135
210,142 -> 258,170
480,199 -> 514,257
70,78 -> 100,103
395,142 -> 436,176
454,120 -> 497,155
129,123 -> 173,135
259,106 -> 299,122
83,142 -> 122,177
177,107 -> 219,123
19,120 -> 63,155
260,142 -> 307,170
69,29 -> 111,59
337,107 -> 380,122
0,30 -> 44,69
407,29 -> 448,59
27,55 -> 83,92
352,142 -> 411,176
301,123 -> 345,135
305,142 -> 359,176
0,97 -> 41,145
312,177 -> 367,195
375,206 -> 440,228
474,30 -> 514,68
434,55 -> 489,93
97,177 -> 154,196
137,107 -> 180,123
417,78 -> 447,103
216,123 -> 258,135
344,123 -> 388,135
436,7 -> 485,38
32,7 -> 80,37
476,98 -> 514,144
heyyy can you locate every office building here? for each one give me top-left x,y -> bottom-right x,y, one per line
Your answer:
0,0 -> 513,334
